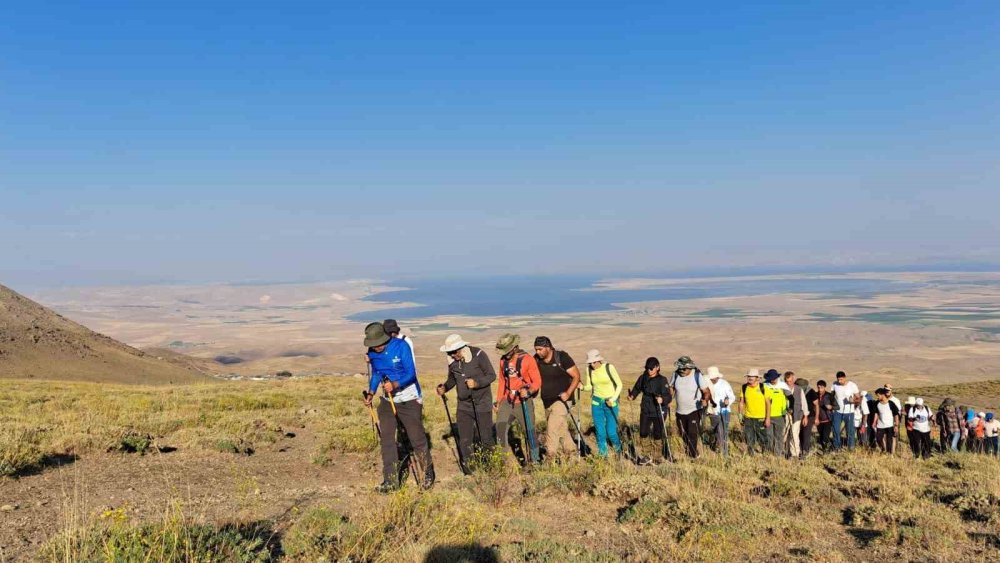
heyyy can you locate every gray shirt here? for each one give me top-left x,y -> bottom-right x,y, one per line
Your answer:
673,371 -> 708,416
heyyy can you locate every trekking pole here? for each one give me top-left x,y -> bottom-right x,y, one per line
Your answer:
658,407 -> 675,463
382,376 -> 422,485
441,394 -> 466,472
575,388 -> 582,453
561,399 -> 588,457
362,391 -> 380,440
518,393 -> 539,465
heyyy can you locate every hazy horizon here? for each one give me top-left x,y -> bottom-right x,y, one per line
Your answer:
3,3 -> 999,289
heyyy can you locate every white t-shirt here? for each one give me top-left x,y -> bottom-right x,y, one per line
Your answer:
985,420 -> 1000,438
673,372 -> 709,416
876,402 -> 896,429
832,381 -> 860,414
909,406 -> 932,433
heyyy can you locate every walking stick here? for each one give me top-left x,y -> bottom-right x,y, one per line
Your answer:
441,394 -> 467,472
382,376 -> 422,485
575,388 -> 582,453
519,393 -> 539,465
561,399 -> 589,457
362,391 -> 380,439
658,406 -> 675,463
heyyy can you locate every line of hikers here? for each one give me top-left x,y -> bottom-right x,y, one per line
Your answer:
361,321 -> 999,493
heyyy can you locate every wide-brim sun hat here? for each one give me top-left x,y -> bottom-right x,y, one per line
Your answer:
764,369 -> 781,383
586,349 -> 604,364
706,366 -> 724,380
906,397 -> 916,405
495,333 -> 520,355
746,368 -> 761,379
363,322 -> 391,348
440,334 -> 469,353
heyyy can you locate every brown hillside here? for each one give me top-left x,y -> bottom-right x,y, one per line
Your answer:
0,284 -> 208,384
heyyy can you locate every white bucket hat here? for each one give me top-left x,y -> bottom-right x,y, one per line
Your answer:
916,398 -> 924,406
745,368 -> 760,379
706,366 -> 724,380
586,349 -> 604,364
439,334 -> 469,353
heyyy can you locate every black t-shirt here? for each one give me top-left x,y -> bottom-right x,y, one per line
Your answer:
536,350 -> 577,407
806,390 -> 820,423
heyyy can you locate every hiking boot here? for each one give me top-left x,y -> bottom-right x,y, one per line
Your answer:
421,466 -> 436,490
375,479 -> 400,494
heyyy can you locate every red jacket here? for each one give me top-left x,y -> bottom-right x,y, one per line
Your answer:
496,351 -> 541,404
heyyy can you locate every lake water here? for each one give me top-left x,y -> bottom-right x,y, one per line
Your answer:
349,275 -> 924,320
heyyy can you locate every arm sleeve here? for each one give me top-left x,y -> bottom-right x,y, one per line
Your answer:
474,350 -> 497,388
609,365 -> 623,402
496,361 -> 507,403
630,373 -> 645,398
367,355 -> 379,395
443,363 -> 457,392
524,356 -> 542,394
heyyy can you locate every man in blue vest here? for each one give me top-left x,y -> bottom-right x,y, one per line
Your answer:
363,322 -> 435,492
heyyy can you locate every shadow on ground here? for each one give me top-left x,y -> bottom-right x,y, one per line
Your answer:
424,543 -> 500,563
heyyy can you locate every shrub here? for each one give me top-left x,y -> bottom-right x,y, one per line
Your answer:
282,508 -> 355,560
0,427 -> 45,477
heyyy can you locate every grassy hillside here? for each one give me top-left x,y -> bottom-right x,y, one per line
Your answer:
0,284 -> 208,384
2,376 -> 1000,561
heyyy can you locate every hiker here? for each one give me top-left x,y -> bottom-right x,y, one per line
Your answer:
908,398 -> 933,460
790,377 -> 811,459
494,333 -> 542,464
363,322 -> 435,492
815,380 -> 834,451
872,388 -> 900,453
670,356 -> 713,459
628,357 -> 672,454
801,380 -> 819,458
936,398 -> 961,452
851,390 -> 871,450
706,366 -> 736,457
971,412 -> 986,454
436,334 -> 496,472
584,349 -> 623,457
904,397 -> 918,456
984,413 -> 999,457
963,408 -> 974,452
740,369 -> 771,455
883,384 -> 903,453
763,370 -> 787,457
830,371 -> 861,450
533,336 -> 581,459
780,371 -> 796,457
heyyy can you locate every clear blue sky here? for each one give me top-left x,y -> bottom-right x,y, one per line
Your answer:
3,2 -> 999,288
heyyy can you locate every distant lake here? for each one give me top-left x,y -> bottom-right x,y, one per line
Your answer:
348,275 -> 924,320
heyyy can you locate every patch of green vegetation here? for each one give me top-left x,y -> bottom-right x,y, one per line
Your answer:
38,507 -> 275,562
282,508 -> 356,560
689,308 -> 751,319
0,427 -> 45,477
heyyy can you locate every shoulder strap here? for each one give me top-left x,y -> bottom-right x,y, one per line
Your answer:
515,354 -> 524,376
552,350 -> 564,371
607,364 -> 618,390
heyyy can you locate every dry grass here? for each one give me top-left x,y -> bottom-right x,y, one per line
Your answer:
5,376 -> 1000,561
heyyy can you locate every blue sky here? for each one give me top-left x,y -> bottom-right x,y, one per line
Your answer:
2,2 -> 999,288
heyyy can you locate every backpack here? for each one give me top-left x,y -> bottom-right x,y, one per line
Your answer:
500,354 -> 529,400
671,370 -> 705,406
